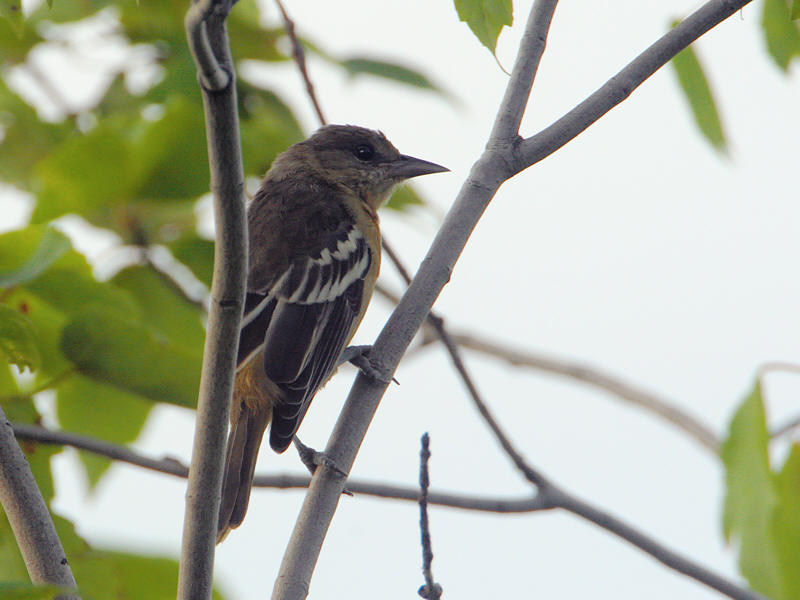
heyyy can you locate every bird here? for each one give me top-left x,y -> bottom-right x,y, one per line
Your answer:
216,124 -> 448,542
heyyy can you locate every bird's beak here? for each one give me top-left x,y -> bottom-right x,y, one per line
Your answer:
388,155 -> 449,180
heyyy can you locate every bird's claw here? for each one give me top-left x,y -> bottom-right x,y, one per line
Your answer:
338,344 -> 397,385
292,437 -> 352,495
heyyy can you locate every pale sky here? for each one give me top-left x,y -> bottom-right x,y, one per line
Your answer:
5,1 -> 800,599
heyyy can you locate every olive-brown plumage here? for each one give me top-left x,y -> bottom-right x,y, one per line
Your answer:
217,125 -> 447,542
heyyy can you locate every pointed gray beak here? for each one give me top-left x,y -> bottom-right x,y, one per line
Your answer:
387,154 -> 449,180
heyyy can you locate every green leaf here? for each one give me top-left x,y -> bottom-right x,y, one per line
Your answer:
168,234 -> 215,288
721,381 -> 783,598
239,85 -> 305,177
0,304 -> 40,371
669,25 -> 727,153
0,0 -> 23,36
0,582 -> 67,599
792,0 -> 800,20
111,265 -> 205,351
60,305 -> 200,407
338,58 -> 445,95
772,444 -> 800,597
454,0 -> 513,54
3,291 -> 72,378
385,184 -> 426,212
32,113 -> 139,222
0,79 -> 72,187
69,549 -> 228,600
0,228 -> 71,288
762,0 -> 800,71
56,376 -> 153,489
130,96 -> 209,201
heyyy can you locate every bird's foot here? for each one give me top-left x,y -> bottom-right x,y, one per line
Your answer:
292,437 -> 353,496
338,344 -> 397,385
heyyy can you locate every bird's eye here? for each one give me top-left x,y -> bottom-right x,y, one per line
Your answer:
353,144 -> 375,161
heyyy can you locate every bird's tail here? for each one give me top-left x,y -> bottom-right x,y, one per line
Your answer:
217,405 -> 271,544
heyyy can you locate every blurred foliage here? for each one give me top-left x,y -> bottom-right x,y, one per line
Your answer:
669,21 -> 727,154
0,0 -> 442,596
665,1 -> 800,152
722,382 -> 800,599
2,0 -> 798,598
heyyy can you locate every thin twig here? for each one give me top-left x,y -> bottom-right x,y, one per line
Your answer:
425,331 -> 720,453
417,433 -> 442,600
275,0 -> 327,126
374,278 -> 719,455
10,422 -> 547,514
0,409 -> 79,599
435,329 -> 764,599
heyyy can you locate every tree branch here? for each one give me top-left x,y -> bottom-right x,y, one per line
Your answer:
420,331 -> 720,453
0,408 -> 79,600
517,0 -> 752,169
442,330 -> 763,600
275,0 -> 327,126
374,282 -> 720,455
179,1 -> 248,599
489,0 -> 557,142
271,3 -> 560,598
417,433 -> 442,600
10,422 -> 546,514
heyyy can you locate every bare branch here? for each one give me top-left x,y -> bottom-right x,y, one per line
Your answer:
271,3 -> 560,598
517,0 -> 753,169
272,1 -> 754,597
0,409 -> 79,600
10,422 -> 546,513
438,337 -> 763,600
433,332 -> 719,453
375,282 -> 719,454
550,489 -> 766,600
490,0 -> 558,142
179,0 -> 248,598
417,433 -> 442,600
275,0 -> 327,126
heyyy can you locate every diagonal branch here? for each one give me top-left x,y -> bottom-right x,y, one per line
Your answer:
179,1 -> 248,599
275,0 -> 327,126
0,408 -> 79,599
419,330 -> 720,453
516,0 -> 752,169
440,333 -> 763,600
271,0 -> 755,597
490,0 -> 557,142
271,3 -> 561,599
374,281 -> 720,455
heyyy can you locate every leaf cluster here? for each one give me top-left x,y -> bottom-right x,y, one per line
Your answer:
0,1 -> 443,597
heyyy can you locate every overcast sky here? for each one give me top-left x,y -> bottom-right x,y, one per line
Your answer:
5,1 -> 800,599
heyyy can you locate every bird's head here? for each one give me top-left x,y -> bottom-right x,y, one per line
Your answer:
276,124 -> 448,209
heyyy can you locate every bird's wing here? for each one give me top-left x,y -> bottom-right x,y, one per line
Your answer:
237,221 -> 372,453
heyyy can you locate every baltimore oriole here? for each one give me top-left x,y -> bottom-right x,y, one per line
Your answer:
217,125 -> 447,542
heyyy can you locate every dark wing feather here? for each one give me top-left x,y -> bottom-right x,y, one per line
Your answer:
237,293 -> 276,367
237,221 -> 372,452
